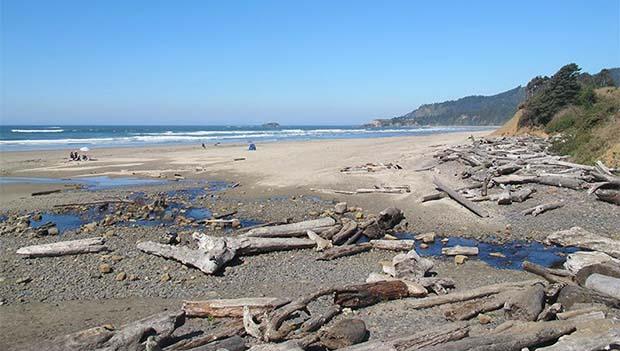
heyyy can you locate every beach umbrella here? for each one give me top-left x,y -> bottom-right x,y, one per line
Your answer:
79,147 -> 90,152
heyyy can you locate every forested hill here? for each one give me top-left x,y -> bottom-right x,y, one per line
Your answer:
367,86 -> 526,127
366,67 -> 620,127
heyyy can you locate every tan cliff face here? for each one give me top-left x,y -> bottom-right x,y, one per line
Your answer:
491,110 -> 547,137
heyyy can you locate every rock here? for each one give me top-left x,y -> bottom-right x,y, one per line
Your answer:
415,232 -> 436,243
308,211 -> 319,217
319,319 -> 367,349
32,213 -> 42,221
419,243 -> 429,249
160,272 -> 171,282
454,255 -> 468,265
355,212 -> 364,220
160,232 -> 179,245
99,263 -> 112,274
128,274 -> 139,281
162,211 -> 174,222
334,202 -> 348,214
478,314 -> 492,324
47,226 -> 59,236
377,208 -> 404,230
110,255 -> 124,262
489,252 -> 506,258
103,230 -> 115,238
115,272 -> 127,281
231,219 -> 241,228
82,222 -> 98,233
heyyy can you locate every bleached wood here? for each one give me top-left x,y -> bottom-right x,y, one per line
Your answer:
182,297 -> 290,318
16,237 -> 108,258
241,217 -> 336,238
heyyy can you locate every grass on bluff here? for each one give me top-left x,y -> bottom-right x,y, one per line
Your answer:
547,87 -> 620,167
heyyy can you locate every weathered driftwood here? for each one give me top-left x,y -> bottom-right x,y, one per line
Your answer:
318,243 -> 372,261
16,237 -> 108,258
137,240 -> 235,275
545,226 -> 620,259
585,274 -> 620,300
521,202 -> 564,216
494,175 -> 584,190
441,246 -> 478,256
443,292 -> 511,321
369,239 -> 415,251
433,177 -> 489,217
337,322 -> 470,351
299,305 -> 341,333
242,217 -> 336,238
138,235 -> 316,274
44,311 -> 185,351
170,319 -> 245,350
332,221 -> 359,245
182,297 -> 290,318
594,189 -> 620,205
318,225 -> 343,240
511,187 -> 535,202
417,320 -> 577,351
564,251 -> 620,275
183,335 -> 246,351
556,284 -> 620,309
503,284 -> 545,321
318,319 -> 368,349
403,279 -> 543,310
575,261 -> 620,286
536,319 -> 620,351
522,261 -> 574,285
334,280 -> 409,308
366,273 -> 428,297
247,340 -> 305,351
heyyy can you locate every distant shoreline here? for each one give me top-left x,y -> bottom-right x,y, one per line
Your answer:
0,125 -> 496,152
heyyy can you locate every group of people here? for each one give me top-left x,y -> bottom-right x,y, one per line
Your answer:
69,151 -> 89,161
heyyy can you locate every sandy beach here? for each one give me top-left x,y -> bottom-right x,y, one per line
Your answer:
1,131 -> 619,349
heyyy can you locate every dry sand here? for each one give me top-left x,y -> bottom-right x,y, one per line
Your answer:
1,131 -> 499,235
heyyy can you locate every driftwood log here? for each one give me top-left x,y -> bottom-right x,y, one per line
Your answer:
433,177 -> 489,217
16,237 -> 108,258
334,280 -> 410,308
241,217 -> 336,238
545,227 -> 620,259
182,297 -> 290,318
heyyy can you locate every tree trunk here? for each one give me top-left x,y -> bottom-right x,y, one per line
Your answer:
182,297 -> 290,318
241,217 -> 336,238
433,177 -> 489,217
334,281 -> 409,308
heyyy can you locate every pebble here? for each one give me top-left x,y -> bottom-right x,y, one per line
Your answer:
489,252 -> 506,258
115,272 -> 127,281
334,202 -> 348,214
355,212 -> 364,219
160,272 -> 171,282
419,243 -> 429,249
110,255 -> 124,262
98,263 -> 112,274
416,232 -> 436,243
128,274 -> 139,281
478,314 -> 492,324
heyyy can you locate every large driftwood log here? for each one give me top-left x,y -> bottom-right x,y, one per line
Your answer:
44,311 -> 184,351
337,322 -> 470,351
137,240 -> 236,274
522,261 -> 574,285
545,227 -> 620,259
556,284 -> 620,309
417,320 -> 577,351
182,297 -> 290,318
334,280 -> 410,308
433,177 -> 489,217
242,217 -> 336,238
564,251 -> 620,275
494,175 -> 584,190
575,261 -> 620,286
403,280 -> 543,310
594,189 -> 620,205
16,237 -> 108,258
585,274 -> 620,300
536,319 -> 620,351
181,335 -> 246,351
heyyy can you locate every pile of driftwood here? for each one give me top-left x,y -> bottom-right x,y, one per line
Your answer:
38,242 -> 620,351
312,185 -> 411,196
340,162 -> 403,174
135,205 -> 408,274
422,135 -> 620,217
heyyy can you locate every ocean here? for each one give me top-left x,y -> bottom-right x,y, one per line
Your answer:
0,125 -> 494,151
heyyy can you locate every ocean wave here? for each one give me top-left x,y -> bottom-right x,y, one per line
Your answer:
11,129 -> 64,133
130,127 -> 448,137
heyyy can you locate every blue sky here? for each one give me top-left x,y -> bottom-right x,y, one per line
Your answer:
1,0 -> 619,125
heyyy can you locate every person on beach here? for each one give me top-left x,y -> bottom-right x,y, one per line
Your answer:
201,143 -> 206,149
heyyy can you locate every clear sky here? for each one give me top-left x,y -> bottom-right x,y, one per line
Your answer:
1,0 -> 619,125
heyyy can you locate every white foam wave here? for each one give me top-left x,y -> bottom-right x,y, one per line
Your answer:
11,129 -> 64,133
